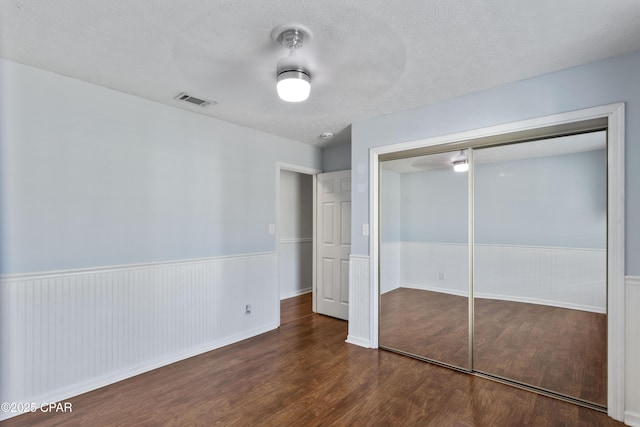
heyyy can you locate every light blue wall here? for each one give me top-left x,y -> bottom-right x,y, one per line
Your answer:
352,49 -> 640,274
379,168 -> 401,242
321,142 -> 351,172
400,167 -> 468,244
386,150 -> 605,248
0,59 -> 321,274
475,149 -> 606,248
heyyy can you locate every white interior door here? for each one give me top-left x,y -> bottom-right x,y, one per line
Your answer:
316,170 -> 351,320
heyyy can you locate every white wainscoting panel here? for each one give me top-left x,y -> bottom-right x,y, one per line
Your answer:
380,242 -> 401,294
399,242 -> 606,313
278,238 -> 313,300
625,275 -> 640,427
347,255 -> 370,348
0,253 -> 277,420
402,242 -> 470,296
474,245 -> 606,313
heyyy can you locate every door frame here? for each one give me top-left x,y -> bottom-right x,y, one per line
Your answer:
368,103 -> 625,420
275,163 -> 322,324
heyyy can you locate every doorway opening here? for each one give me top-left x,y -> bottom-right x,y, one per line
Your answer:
276,165 -> 319,325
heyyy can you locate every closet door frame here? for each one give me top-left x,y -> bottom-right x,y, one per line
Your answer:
369,103 -> 625,421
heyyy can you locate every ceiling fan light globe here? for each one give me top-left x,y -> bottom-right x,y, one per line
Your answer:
277,71 -> 311,102
453,161 -> 469,172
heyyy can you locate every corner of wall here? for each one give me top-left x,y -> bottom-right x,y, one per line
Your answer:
321,142 -> 352,173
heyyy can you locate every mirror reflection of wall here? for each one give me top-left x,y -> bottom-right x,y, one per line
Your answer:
378,130 -> 607,406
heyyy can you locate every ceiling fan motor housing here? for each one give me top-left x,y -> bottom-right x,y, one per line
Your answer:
276,54 -> 310,80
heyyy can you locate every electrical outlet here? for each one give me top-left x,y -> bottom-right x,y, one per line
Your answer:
439,272 -> 446,280
245,304 -> 252,315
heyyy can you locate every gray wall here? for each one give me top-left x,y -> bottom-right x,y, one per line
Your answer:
386,149 -> 606,249
353,49 -> 640,274
321,142 -> 352,172
278,170 -> 313,298
279,170 -> 313,240
0,59 -> 321,274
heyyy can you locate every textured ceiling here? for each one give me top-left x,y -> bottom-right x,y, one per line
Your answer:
2,1 -> 640,147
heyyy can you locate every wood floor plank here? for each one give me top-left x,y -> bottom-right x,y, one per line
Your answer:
380,288 -> 469,369
280,291 -> 312,324
0,294 -> 620,426
380,288 -> 607,406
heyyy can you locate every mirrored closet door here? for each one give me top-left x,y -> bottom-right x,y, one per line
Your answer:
378,130 -> 608,408
379,150 -> 470,370
473,132 -> 607,406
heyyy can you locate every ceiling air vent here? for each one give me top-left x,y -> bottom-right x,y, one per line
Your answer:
174,92 -> 215,107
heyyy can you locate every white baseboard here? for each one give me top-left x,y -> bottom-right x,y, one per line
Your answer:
625,410 -> 640,427
0,323 -> 278,421
475,291 -> 605,314
401,282 -> 468,298
280,287 -> 312,300
380,285 -> 400,295
399,283 -> 604,313
346,335 -> 371,348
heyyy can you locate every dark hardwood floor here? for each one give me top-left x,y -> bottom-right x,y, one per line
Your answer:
474,294 -> 607,406
280,291 -> 313,324
380,288 -> 607,406
1,293 -> 620,426
380,288 -> 470,369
